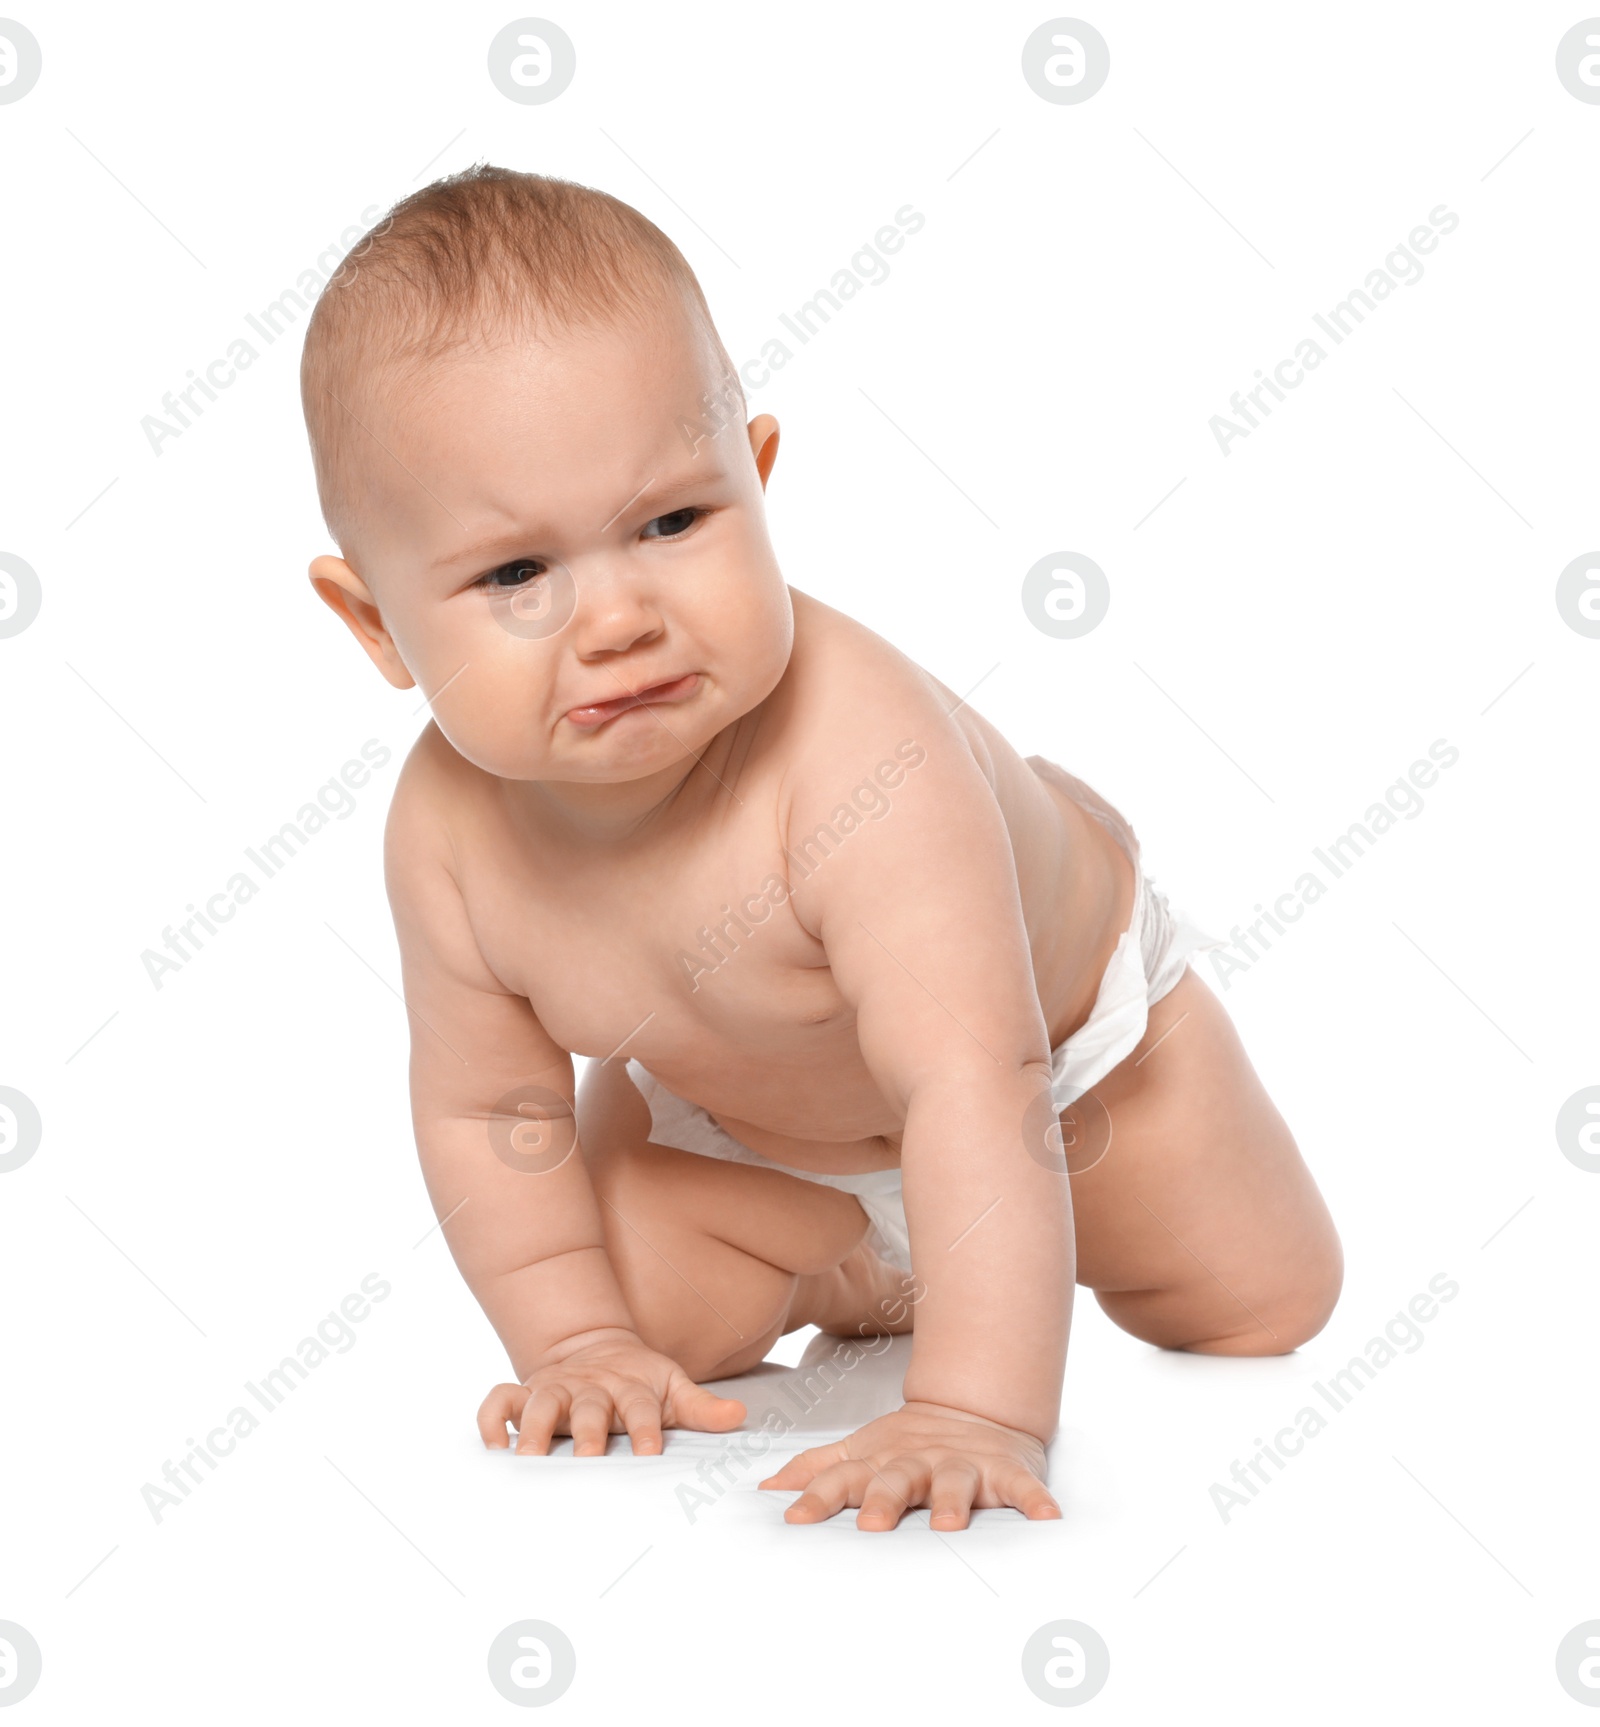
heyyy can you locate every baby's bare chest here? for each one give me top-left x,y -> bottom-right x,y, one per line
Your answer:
463,803 -> 861,1078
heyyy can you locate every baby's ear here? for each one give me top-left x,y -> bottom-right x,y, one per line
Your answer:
747,413 -> 780,489
309,555 -> 416,690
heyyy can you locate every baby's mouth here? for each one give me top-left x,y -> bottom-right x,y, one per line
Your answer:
564,672 -> 700,730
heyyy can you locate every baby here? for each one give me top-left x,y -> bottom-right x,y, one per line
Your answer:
299,165 -> 1342,1532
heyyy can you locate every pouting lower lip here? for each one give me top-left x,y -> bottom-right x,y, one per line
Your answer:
567,673 -> 696,724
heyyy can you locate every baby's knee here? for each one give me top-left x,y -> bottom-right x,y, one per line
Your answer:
1185,1241 -> 1344,1357
587,1143 -> 795,1377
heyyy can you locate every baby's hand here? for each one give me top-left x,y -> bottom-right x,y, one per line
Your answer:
478,1328 -> 747,1457
758,1400 -> 1062,1531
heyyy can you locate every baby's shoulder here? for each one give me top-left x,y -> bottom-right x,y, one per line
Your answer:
776,589 -> 989,812
383,722 -> 479,884
783,588 -> 958,736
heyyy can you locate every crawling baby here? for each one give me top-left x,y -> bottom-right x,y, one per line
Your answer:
299,165 -> 1342,1531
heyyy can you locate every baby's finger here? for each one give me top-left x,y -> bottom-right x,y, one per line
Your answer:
783,1460 -> 875,1524
515,1385 -> 569,1456
665,1377 -> 746,1434
856,1460 -> 925,1533
992,1462 -> 1062,1521
927,1461 -> 983,1531
568,1391 -> 613,1457
758,1440 -> 847,1492
617,1388 -> 664,1457
477,1383 -> 529,1449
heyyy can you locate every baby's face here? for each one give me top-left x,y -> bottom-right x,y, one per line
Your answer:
313,307 -> 790,786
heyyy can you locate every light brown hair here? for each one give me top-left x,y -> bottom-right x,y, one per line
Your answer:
300,163 -> 738,546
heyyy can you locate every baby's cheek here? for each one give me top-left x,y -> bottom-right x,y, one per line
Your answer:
420,662 -> 540,774
721,580 -> 793,688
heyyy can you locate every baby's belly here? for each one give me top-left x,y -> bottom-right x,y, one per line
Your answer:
705,1107 -> 904,1174
627,972 -> 914,1170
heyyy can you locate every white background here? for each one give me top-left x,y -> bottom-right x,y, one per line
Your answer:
2,1 -> 1596,1720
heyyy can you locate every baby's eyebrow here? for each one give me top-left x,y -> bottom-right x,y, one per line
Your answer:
432,471 -> 721,572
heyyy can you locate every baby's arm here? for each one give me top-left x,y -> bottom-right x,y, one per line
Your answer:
385,767 -> 743,1453
759,700 -> 1072,1527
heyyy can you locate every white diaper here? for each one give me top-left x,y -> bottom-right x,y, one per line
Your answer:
624,758 -> 1225,1274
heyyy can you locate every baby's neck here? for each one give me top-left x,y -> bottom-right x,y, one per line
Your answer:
496,725 -> 742,849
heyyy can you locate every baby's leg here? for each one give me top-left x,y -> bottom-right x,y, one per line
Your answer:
576,1059 -> 913,1381
1066,966 -> 1343,1354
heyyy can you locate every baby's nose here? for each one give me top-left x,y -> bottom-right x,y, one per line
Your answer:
569,567 -> 665,657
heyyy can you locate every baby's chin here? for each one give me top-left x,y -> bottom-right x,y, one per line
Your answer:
431,712 -> 717,787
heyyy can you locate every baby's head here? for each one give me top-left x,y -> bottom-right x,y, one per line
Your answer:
300,165 -> 790,786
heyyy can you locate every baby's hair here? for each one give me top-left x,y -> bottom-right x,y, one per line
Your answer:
300,162 -> 739,548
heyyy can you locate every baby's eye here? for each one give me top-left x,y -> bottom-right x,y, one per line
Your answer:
475,559 -> 544,590
640,507 -> 703,540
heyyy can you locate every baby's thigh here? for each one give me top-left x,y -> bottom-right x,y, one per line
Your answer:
1065,967 -> 1343,1353
576,1059 -> 870,1378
